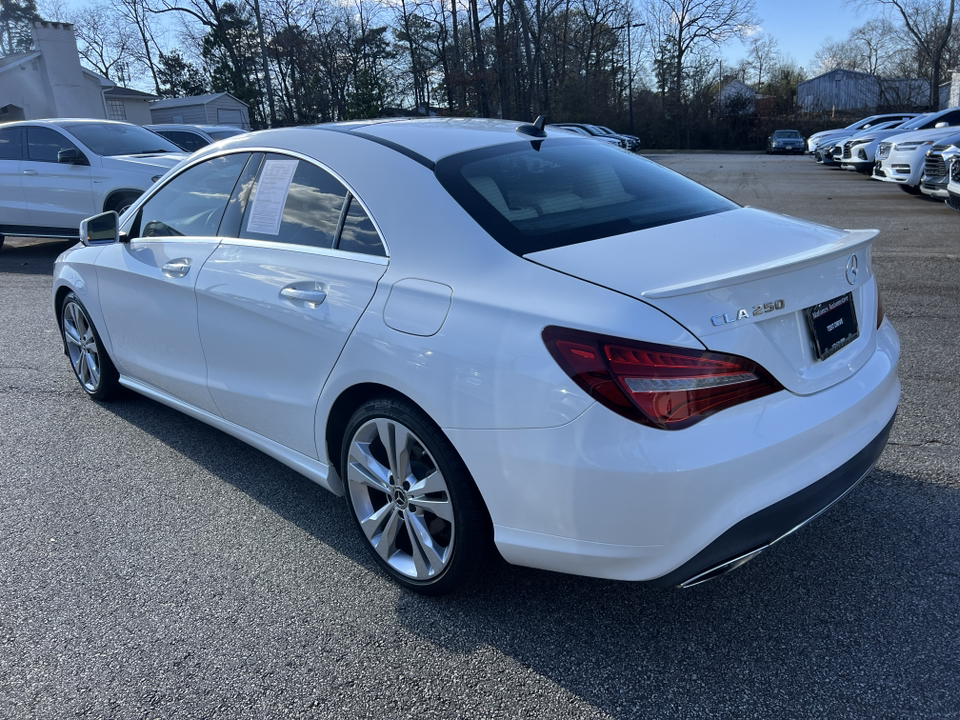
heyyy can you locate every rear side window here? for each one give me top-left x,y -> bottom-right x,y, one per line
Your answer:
239,154 -> 347,249
338,195 -> 385,256
435,139 -> 737,255
0,127 -> 22,160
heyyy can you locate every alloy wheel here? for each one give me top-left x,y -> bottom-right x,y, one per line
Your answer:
345,418 -> 456,581
62,299 -> 102,393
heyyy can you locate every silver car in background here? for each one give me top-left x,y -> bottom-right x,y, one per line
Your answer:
766,130 -> 804,154
920,133 -> 960,199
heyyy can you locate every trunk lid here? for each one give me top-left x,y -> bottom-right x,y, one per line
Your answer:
526,207 -> 880,395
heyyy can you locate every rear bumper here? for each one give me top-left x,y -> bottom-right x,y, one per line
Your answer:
649,411 -> 895,587
448,321 -> 901,583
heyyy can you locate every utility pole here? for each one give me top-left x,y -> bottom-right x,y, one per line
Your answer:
612,20 -> 645,136
251,0 -> 277,127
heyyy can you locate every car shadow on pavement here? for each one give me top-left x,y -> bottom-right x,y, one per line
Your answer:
0,238 -> 76,275
98,391 -> 371,563
97,392 -> 959,717
399,466 -> 960,717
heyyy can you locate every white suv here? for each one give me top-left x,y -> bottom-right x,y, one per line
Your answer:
0,119 -> 186,250
872,107 -> 960,194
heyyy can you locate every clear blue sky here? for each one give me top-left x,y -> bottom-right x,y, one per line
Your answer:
742,0 -> 872,72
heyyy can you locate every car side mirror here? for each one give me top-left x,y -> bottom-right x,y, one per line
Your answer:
58,147 -> 87,165
935,122 -> 948,128
80,211 -> 120,247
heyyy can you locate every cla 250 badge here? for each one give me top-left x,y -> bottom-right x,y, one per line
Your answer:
711,299 -> 786,327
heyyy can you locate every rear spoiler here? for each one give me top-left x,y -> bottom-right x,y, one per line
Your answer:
642,229 -> 878,299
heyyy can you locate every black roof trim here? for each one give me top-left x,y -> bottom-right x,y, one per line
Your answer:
318,125 -> 435,170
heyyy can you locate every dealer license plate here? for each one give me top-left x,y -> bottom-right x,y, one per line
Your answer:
805,293 -> 859,360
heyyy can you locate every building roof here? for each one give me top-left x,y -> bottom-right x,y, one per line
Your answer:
104,86 -> 158,100
150,92 -> 248,109
799,68 -> 878,86
0,50 -> 41,73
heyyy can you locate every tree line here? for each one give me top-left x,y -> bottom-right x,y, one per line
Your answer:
0,0 -> 956,148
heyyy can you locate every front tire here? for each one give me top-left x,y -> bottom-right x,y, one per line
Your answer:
898,183 -> 922,195
60,293 -> 120,401
341,397 -> 492,595
106,192 -> 140,216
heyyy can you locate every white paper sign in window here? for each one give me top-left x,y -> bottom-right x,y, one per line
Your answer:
246,159 -> 299,235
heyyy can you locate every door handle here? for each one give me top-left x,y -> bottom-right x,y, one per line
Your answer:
22,169 -> 38,176
280,286 -> 327,306
162,259 -> 191,278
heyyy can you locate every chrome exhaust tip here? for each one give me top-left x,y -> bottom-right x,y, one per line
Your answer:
678,544 -> 769,588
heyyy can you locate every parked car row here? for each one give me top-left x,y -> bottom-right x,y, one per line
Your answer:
804,108 -> 960,212
0,119 -> 247,250
548,122 -> 641,151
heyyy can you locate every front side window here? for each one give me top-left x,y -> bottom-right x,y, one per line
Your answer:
239,153 -> 348,249
26,127 -> 80,163
137,153 -> 250,238
435,138 -> 737,255
0,127 -> 22,160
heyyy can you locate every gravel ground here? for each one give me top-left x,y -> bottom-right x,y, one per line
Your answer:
0,153 -> 957,719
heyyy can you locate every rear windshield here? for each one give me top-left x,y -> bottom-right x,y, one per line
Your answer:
434,139 -> 737,255
208,129 -> 245,140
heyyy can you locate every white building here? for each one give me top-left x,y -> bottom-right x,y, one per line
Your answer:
0,21 -> 113,122
719,79 -> 756,115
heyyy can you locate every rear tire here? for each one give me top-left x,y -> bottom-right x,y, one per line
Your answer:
60,292 -> 121,401
341,397 -> 492,595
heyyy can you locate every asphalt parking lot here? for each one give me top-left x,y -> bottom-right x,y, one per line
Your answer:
1,154 -> 957,719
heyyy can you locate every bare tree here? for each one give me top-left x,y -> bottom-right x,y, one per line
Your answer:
812,19 -> 903,76
73,3 -> 136,79
114,0 -> 164,95
645,0 -> 760,111
745,31 -> 778,90
850,0 -> 956,107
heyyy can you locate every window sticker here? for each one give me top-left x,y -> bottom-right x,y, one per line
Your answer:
246,159 -> 299,235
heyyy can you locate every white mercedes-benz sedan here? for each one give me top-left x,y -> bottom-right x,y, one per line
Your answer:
53,118 -> 900,595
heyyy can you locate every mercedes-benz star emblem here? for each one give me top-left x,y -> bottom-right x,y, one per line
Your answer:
846,254 -> 859,286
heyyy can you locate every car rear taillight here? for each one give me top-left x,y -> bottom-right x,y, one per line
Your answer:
542,326 -> 783,430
